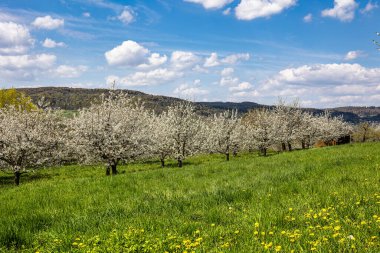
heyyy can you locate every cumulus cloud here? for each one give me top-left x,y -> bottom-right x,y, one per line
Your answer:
32,15 -> 64,29
174,81 -> 209,97
107,68 -> 183,86
221,53 -> 250,64
170,51 -> 200,70
42,38 -> 66,48
184,0 -> 233,9
321,0 -> 358,22
0,54 -> 56,70
118,7 -> 134,24
105,40 -> 149,66
303,13 -> 312,22
229,81 -> 253,91
53,65 -> 88,78
221,67 -> 234,76
137,53 -> 167,69
344,50 -> 363,61
255,63 -> 380,107
0,54 -> 57,81
204,52 -> 220,67
82,12 -> 91,17
235,0 -> 297,20
0,22 -> 34,54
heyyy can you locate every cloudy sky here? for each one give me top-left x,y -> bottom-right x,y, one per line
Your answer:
0,0 -> 379,108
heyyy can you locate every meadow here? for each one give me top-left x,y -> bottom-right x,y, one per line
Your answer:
0,142 -> 379,252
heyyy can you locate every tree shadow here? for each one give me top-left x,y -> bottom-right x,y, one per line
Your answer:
0,172 -> 53,186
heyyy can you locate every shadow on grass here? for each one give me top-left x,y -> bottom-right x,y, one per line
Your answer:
0,172 -> 52,186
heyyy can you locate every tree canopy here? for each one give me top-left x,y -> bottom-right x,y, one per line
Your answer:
0,88 -> 36,111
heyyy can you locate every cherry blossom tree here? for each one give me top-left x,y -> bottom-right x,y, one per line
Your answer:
0,107 -> 63,185
316,111 -> 352,145
206,110 -> 241,161
242,108 -> 278,156
149,111 -> 176,167
274,99 -> 304,151
68,92 -> 150,175
166,102 -> 202,167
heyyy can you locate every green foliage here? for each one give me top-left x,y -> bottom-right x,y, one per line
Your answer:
0,143 -> 379,252
0,88 -> 36,111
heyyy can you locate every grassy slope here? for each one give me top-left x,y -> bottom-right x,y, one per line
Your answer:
0,143 -> 379,252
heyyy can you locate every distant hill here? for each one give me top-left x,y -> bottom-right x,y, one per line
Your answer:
16,87 -> 380,123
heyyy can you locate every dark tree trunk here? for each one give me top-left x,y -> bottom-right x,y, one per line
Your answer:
233,146 -> 238,157
261,148 -> 267,156
111,164 -> 118,175
287,142 -> 292,151
301,140 -> 305,149
106,165 -> 110,176
281,143 -> 286,151
226,152 -> 230,161
178,158 -> 183,168
14,171 -> 21,186
160,158 -> 165,168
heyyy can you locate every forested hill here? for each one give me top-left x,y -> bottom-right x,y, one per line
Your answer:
17,87 -> 380,123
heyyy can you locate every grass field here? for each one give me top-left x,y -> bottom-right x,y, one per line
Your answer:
0,143 -> 379,252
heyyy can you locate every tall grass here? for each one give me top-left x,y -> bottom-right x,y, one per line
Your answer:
0,143 -> 379,252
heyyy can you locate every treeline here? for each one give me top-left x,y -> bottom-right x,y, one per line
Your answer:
0,91 -> 358,186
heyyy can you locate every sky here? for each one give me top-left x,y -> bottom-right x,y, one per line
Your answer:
0,0 -> 379,108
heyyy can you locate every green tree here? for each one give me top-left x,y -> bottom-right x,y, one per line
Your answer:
0,88 -> 36,111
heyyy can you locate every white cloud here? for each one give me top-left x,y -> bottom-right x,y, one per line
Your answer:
229,81 -> 253,91
53,65 -> 88,78
105,40 -> 149,66
32,15 -> 64,30
221,53 -> 250,64
170,51 -> 200,70
184,0 -> 233,9
321,0 -> 358,22
204,52 -> 220,67
221,67 -> 234,76
109,68 -> 183,86
360,1 -> 378,14
174,81 -> 209,97
263,63 -> 380,88
0,54 -> 57,81
303,13 -> 312,22
118,7 -> 134,24
0,22 -> 34,54
344,50 -> 363,61
0,54 -> 56,70
192,64 -> 209,73
83,12 -> 91,17
235,0 -> 297,20
254,63 -> 380,107
223,7 -> 231,15
42,38 -> 66,48
137,53 -> 167,69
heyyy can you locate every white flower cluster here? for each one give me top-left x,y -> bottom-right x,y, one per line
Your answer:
0,92 -> 352,185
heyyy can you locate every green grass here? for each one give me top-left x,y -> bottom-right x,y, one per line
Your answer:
0,143 -> 379,252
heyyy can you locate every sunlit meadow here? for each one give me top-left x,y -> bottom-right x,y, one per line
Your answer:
0,142 -> 379,252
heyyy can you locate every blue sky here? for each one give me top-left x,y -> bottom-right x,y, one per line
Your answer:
0,0 -> 379,108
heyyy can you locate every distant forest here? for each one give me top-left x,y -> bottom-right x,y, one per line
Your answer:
16,87 -> 380,123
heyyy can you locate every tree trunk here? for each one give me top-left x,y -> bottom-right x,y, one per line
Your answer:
287,142 -> 292,152
14,171 -> 21,186
281,143 -> 286,151
178,158 -> 183,168
111,164 -> 118,175
261,148 -> 267,156
160,158 -> 165,168
233,145 -> 238,157
301,140 -> 305,149
106,165 -> 110,176
226,152 -> 230,161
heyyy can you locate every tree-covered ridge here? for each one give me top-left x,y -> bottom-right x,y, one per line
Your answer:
16,87 -> 380,123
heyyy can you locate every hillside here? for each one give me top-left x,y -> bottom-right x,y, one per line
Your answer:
0,143 -> 379,252
16,87 -> 380,122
